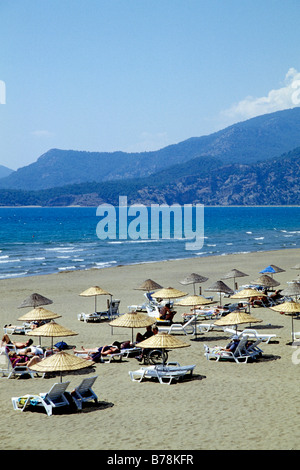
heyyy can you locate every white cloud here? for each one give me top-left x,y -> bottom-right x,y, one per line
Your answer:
222,68 -> 300,121
31,130 -> 54,137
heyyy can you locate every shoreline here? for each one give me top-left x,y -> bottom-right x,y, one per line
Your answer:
1,244 -> 300,282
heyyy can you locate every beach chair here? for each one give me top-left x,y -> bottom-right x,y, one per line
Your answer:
145,305 -> 171,325
244,338 -> 263,359
0,350 -> 13,378
98,300 -> 120,320
0,350 -> 36,379
196,323 -> 224,333
70,375 -> 98,410
101,350 -> 126,363
157,315 -> 196,335
3,324 -> 32,335
292,331 -> 300,342
129,362 -> 196,385
78,300 -> 120,322
239,329 -> 276,344
11,381 -> 71,416
223,327 -> 276,344
204,336 -> 251,363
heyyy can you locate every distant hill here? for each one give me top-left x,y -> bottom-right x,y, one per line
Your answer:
0,165 -> 14,179
2,107 -> 300,190
0,146 -> 300,206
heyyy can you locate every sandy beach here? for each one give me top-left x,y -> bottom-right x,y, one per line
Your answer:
1,248 -> 300,451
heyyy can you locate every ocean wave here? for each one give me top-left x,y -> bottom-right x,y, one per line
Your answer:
58,266 -> 76,271
0,258 -> 21,263
0,271 -> 28,278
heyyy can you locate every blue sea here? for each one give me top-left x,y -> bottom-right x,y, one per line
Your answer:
0,206 -> 299,279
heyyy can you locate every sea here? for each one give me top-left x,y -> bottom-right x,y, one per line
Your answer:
0,206 -> 299,280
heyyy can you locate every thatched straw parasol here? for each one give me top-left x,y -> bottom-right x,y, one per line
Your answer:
18,307 -> 61,322
136,332 -> 190,364
135,279 -> 162,292
175,295 -> 214,307
270,300 -> 300,342
137,332 -> 190,349
29,351 -> 94,382
214,310 -> 262,333
109,311 -> 155,341
18,293 -> 53,309
179,273 -> 209,294
230,288 -> 267,299
230,288 -> 267,313
254,275 -> 280,289
280,282 -> 300,300
79,286 -> 111,312
205,280 -> 233,306
27,320 -> 78,349
175,294 -> 215,339
221,268 -> 248,290
152,287 -> 187,301
259,265 -> 285,277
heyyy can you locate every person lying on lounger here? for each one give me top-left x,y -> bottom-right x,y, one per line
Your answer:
1,334 -> 35,350
73,341 -> 122,362
8,351 -> 42,368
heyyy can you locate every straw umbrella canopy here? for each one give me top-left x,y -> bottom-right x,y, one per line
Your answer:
254,275 -> 280,289
230,288 -> 267,300
136,332 -> 190,365
175,294 -> 215,307
259,265 -> 285,277
18,293 -> 53,309
79,286 -> 111,312
270,300 -> 300,342
175,294 -> 216,339
17,307 -> 61,322
135,279 -> 163,292
29,351 -> 94,382
230,288 -> 267,313
281,282 -> 300,300
205,280 -> 233,306
151,287 -> 187,302
109,311 -> 156,342
214,310 -> 262,333
27,320 -> 78,349
221,268 -> 249,290
179,273 -> 209,295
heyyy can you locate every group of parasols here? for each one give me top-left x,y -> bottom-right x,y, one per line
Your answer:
9,261 -> 300,380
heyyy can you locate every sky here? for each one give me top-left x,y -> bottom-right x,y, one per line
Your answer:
1,0 -> 300,170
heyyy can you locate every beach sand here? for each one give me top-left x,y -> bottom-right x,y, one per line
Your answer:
1,248 -> 300,451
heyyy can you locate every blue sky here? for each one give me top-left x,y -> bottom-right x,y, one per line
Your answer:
1,0 -> 300,170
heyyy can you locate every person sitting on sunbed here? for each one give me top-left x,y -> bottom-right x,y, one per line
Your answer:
159,303 -> 176,322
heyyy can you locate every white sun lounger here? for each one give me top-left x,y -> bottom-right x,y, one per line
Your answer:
12,381 -> 71,416
204,336 -> 252,364
129,362 -> 196,385
70,376 -> 98,410
223,327 -> 276,344
157,316 -> 196,335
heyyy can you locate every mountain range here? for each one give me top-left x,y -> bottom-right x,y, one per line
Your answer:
1,107 -> 300,205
